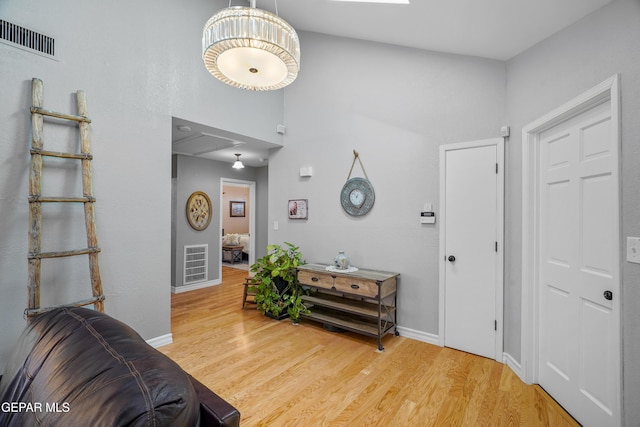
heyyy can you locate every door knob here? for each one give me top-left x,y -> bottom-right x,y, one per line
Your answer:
448,255 -> 456,262
603,290 -> 613,301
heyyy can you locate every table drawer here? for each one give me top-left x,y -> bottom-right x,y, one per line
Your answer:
333,276 -> 378,298
298,270 -> 334,290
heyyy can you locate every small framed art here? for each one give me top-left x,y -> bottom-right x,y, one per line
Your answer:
288,199 -> 308,220
230,201 -> 245,217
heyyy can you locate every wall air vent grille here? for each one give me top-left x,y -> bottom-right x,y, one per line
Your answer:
184,244 -> 208,285
0,19 -> 56,58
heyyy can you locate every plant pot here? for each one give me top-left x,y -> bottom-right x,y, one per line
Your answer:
265,311 -> 289,321
323,323 -> 346,333
273,277 -> 289,295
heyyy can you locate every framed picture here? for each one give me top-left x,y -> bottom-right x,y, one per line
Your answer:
288,199 -> 308,220
230,201 -> 245,217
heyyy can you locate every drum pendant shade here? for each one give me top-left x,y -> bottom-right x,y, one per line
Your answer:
202,5 -> 300,91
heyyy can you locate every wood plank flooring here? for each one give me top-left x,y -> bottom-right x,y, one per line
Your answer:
159,267 -> 580,427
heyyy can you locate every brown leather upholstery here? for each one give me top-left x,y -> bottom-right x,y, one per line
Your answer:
0,307 -> 240,426
190,375 -> 241,427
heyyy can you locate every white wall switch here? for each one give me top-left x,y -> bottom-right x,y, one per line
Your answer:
627,237 -> 640,263
273,220 -> 279,231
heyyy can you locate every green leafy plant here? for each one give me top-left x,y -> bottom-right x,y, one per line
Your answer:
249,242 -> 309,322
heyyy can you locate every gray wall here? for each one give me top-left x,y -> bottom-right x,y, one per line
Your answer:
0,0 -> 283,366
271,32 -> 506,336
172,155 -> 268,288
505,1 -> 640,424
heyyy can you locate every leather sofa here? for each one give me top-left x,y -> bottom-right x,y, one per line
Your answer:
0,307 -> 240,426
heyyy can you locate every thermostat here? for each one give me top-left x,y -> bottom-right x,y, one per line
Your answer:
420,212 -> 435,224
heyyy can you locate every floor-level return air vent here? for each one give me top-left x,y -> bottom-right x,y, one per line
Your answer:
184,244 -> 208,285
0,19 -> 56,58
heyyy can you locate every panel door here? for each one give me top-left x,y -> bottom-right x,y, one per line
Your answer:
538,99 -> 620,426
443,143 -> 498,359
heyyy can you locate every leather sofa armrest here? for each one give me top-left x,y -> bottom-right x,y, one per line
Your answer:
188,375 -> 240,427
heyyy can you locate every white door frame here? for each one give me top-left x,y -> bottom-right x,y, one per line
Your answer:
439,138 -> 505,362
520,75 -> 621,419
220,178 -> 256,276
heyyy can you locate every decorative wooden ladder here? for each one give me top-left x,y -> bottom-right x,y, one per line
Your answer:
27,78 -> 105,317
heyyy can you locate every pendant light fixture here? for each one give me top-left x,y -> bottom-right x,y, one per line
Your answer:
232,153 -> 245,169
202,0 -> 300,91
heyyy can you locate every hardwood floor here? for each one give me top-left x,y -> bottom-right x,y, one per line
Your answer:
160,267 -> 579,427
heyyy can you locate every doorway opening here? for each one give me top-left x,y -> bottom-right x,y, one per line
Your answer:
220,179 -> 256,276
170,116 -> 274,294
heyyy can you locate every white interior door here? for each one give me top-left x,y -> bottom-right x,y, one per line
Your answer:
440,138 -> 503,360
537,99 -> 620,427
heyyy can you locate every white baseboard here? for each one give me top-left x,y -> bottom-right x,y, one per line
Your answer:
396,326 -> 440,346
397,328 -> 524,382
172,278 -> 221,294
503,352 -> 526,382
147,333 -> 173,348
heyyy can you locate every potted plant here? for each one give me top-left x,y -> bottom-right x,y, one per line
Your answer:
249,242 -> 309,323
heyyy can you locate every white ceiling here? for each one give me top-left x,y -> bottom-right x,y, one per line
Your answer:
173,0 -> 614,166
172,117 -> 280,167
267,0 -> 613,61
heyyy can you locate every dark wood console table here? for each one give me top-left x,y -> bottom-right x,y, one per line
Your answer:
296,263 -> 399,351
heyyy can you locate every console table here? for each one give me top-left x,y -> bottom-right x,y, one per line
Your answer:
297,263 -> 399,351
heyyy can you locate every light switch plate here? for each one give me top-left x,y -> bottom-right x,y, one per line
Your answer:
627,237 -> 640,263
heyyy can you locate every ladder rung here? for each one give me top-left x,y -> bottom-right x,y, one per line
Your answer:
31,149 -> 93,160
29,247 -> 101,260
25,295 -> 106,318
30,106 -> 91,123
29,196 -> 96,203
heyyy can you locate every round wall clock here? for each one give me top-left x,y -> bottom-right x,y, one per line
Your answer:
186,191 -> 212,231
340,177 -> 375,216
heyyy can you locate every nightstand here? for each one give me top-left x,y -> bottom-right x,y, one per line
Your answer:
222,245 -> 243,264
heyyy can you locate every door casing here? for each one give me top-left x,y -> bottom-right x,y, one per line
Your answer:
520,75 -> 622,423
